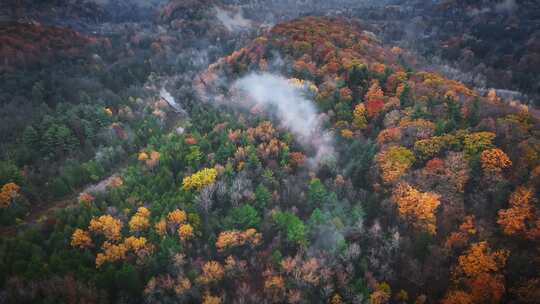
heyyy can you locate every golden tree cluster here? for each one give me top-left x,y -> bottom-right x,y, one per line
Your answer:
129,207 -> 151,232
165,209 -> 195,241
352,103 -> 368,130
392,183 -> 441,234
139,151 -> 161,168
95,236 -> 153,268
0,182 -> 20,208
167,209 -> 188,225
123,236 -> 152,253
497,186 -> 534,236
480,148 -> 512,173
463,132 -> 495,157
89,214 -> 123,241
95,241 -> 128,268
178,223 -> 194,241
444,241 -> 509,304
457,242 -> 508,278
198,261 -> 225,284
376,146 -> 415,183
369,282 -> 391,304
202,293 -> 222,304
182,168 -> 217,191
215,229 -> 262,252
71,228 -> 93,249
154,218 -> 167,236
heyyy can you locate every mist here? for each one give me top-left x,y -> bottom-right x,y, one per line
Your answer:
214,6 -> 252,32
233,73 -> 334,167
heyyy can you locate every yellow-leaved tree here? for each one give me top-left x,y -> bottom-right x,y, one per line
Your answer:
497,186 -> 534,236
0,182 -> 20,208
352,103 -> 368,129
392,183 -> 441,234
167,209 -> 187,225
182,168 -> 217,191
443,241 -> 509,304
198,261 -> 225,284
89,214 -> 123,241
129,207 -> 151,232
376,146 -> 415,183
178,224 -> 194,241
71,228 -> 93,249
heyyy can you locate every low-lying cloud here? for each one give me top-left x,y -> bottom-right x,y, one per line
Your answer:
214,6 -> 252,32
233,73 -> 334,167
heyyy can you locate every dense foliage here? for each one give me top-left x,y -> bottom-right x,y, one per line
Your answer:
1,10 -> 540,304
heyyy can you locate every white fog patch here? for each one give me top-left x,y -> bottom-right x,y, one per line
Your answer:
214,6 -> 252,32
496,0 -> 517,12
233,73 -> 334,167
468,0 -> 518,15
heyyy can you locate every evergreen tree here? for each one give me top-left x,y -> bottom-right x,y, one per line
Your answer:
399,83 -> 411,107
22,126 -> 39,149
255,184 -> 271,210
468,97 -> 481,127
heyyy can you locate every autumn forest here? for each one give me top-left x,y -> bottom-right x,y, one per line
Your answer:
0,1 -> 539,303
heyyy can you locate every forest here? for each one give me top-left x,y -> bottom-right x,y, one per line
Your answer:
0,1 -> 539,303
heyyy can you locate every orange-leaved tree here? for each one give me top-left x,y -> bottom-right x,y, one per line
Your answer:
497,186 -> 534,236
392,183 -> 441,234
129,207 -> 151,232
71,228 -> 93,249
0,182 -> 20,208
376,146 -> 415,183
480,148 -> 512,173
89,214 -> 123,241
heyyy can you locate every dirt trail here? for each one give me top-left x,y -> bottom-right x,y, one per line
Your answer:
0,174 -> 121,238
0,195 -> 78,238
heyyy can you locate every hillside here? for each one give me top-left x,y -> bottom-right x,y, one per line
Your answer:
351,0 -> 540,105
0,23 -> 104,72
1,15 -> 539,303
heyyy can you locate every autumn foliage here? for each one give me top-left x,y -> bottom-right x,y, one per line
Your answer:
89,215 -> 123,241
198,261 -> 225,284
445,241 -> 509,304
95,242 -> 128,268
71,229 -> 93,249
480,148 -> 512,173
182,168 -> 218,191
4,13 -> 540,304
392,183 -> 441,234
376,146 -> 415,183
167,209 -> 188,225
455,242 -> 508,278
215,229 -> 262,252
0,23 -> 102,71
497,186 -> 534,236
129,207 -> 151,232
352,103 -> 368,129
178,224 -> 194,241
0,183 -> 20,208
